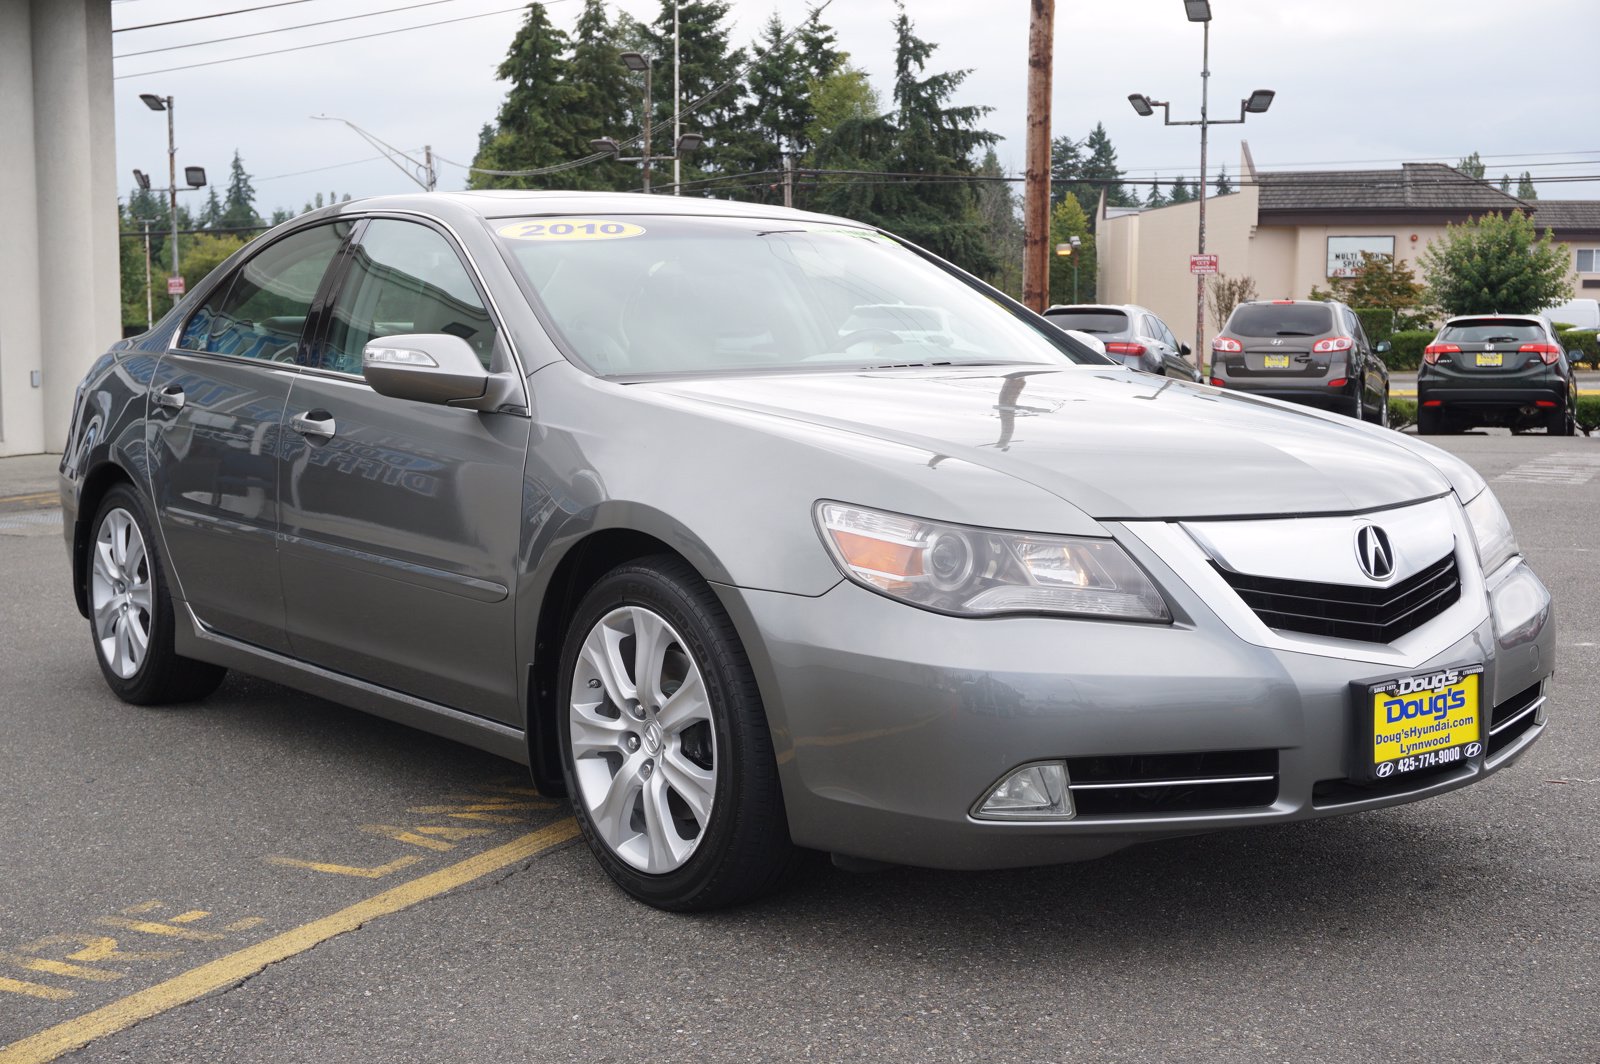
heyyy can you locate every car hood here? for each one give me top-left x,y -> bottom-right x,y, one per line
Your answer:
643,365 -> 1452,519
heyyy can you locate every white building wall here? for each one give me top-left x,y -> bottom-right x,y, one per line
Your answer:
0,0 -> 118,457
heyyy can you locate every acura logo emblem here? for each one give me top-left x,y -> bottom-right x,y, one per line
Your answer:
1355,525 -> 1394,581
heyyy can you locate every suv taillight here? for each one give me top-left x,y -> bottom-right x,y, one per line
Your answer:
1312,336 -> 1352,354
1212,336 -> 1243,353
1423,343 -> 1460,365
1519,343 -> 1562,365
1104,342 -> 1147,356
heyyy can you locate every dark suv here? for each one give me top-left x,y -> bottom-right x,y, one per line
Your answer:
1417,315 -> 1578,436
1210,300 -> 1390,423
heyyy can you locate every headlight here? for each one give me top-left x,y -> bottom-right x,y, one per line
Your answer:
1463,489 -> 1519,575
814,502 -> 1171,622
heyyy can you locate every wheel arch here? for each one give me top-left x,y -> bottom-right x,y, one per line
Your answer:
71,460 -> 139,618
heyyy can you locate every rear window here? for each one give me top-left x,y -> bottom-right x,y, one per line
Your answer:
1043,309 -> 1129,334
1226,303 -> 1334,338
1440,319 -> 1545,344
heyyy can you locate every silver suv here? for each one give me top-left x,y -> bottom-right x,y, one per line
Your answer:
1043,303 -> 1199,380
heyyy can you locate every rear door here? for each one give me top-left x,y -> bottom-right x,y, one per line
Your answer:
145,221 -> 351,652
1435,318 -> 1548,376
277,216 -> 531,722
1222,303 -> 1336,381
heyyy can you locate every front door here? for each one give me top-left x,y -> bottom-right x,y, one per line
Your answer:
277,217 -> 530,722
146,222 -> 350,652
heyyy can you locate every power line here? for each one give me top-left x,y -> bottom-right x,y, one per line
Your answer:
115,0 -> 322,33
256,150 -> 424,182
113,2 -> 554,79
115,0 -> 478,58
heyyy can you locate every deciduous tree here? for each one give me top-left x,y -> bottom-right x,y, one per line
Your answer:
1418,211 -> 1572,315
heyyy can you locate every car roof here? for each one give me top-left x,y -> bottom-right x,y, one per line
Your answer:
315,190 -> 864,228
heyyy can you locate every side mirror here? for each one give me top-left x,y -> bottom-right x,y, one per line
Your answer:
362,334 -> 516,411
1375,341 -> 1392,354
1178,342 -> 1192,357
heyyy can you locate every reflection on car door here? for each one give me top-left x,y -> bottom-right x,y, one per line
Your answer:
277,217 -> 530,723
146,222 -> 350,652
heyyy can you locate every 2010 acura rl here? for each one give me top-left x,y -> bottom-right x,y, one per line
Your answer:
60,193 -> 1554,910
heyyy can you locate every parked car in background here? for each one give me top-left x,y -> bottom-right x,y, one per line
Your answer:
1541,297 -> 1600,332
1417,314 -> 1578,436
1209,299 -> 1391,424
1043,303 -> 1199,381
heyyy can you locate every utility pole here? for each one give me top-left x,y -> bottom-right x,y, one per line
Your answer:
1022,0 -> 1055,313
782,153 -> 794,208
641,59 -> 654,193
1196,16 -> 1210,376
143,221 -> 153,328
673,0 -> 681,195
424,145 -> 437,191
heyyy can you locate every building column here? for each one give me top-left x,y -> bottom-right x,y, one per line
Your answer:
0,0 -> 117,457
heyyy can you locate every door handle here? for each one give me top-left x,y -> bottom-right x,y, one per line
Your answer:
152,385 -> 185,411
290,412 -> 336,439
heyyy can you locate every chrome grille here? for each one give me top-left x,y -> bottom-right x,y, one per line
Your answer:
1064,750 -> 1278,816
1212,552 -> 1460,644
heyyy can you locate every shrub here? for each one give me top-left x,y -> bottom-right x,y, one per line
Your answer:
1556,329 -> 1599,367
1355,307 -> 1396,345
1382,330 -> 1434,371
1579,395 -> 1600,434
1389,398 -> 1417,431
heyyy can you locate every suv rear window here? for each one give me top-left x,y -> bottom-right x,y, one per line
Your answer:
1439,319 -> 1545,343
1043,309 -> 1128,334
1226,303 -> 1334,337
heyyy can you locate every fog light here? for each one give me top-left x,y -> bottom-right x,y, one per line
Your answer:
975,762 -> 1073,820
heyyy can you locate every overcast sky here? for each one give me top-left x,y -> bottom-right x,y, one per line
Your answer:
110,0 -> 1600,220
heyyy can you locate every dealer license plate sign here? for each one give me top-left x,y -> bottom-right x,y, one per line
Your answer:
1475,352 -> 1503,367
1366,666 -> 1483,780
1263,354 -> 1291,369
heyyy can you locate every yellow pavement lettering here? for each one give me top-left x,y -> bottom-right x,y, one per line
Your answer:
22,934 -> 175,965
222,918 -> 264,933
408,801 -> 551,815
119,901 -> 163,916
359,824 -> 495,851
0,820 -> 580,1064
167,911 -> 210,924
0,977 -> 73,1003
264,854 -> 425,879
0,955 -> 123,984
92,917 -> 224,942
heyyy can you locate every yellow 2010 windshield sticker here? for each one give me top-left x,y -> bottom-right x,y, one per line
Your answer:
497,219 -> 646,241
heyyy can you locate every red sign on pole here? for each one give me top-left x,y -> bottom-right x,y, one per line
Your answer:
167,276 -> 185,296
1189,254 -> 1219,275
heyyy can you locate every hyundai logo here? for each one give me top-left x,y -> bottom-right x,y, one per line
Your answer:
1270,338 -> 1284,346
1355,525 -> 1394,581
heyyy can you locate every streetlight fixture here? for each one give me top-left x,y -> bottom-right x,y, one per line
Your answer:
1127,2 -> 1275,375
593,51 -> 703,193
139,91 -> 182,285
132,169 -> 151,191
1055,235 -> 1083,302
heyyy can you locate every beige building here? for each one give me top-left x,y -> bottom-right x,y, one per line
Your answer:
1097,144 -> 1600,349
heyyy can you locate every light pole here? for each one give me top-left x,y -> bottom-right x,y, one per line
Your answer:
138,93 -> 179,284
1055,235 -> 1082,303
132,160 -> 206,302
591,51 -> 703,194
1128,0 -> 1274,376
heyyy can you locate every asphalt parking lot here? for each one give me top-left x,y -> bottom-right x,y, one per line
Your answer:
1,432 -> 1596,1064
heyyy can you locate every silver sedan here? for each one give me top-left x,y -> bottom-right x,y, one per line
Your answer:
60,192 -> 1554,910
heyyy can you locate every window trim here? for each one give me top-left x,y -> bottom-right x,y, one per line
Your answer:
1575,247 -> 1600,274
300,210 -> 525,392
171,219 -> 356,368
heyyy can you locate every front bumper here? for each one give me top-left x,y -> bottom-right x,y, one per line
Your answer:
715,544 -> 1554,871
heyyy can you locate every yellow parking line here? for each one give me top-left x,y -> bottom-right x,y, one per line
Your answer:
0,819 -> 579,1064
0,492 -> 57,506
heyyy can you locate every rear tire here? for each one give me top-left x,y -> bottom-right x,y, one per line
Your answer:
1548,405 -> 1576,436
1417,406 -> 1444,435
87,485 -> 227,705
557,555 -> 799,911
1342,383 -> 1365,420
1369,385 -> 1390,428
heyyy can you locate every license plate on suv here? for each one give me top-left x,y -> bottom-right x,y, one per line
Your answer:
1263,354 -> 1290,369
1364,666 -> 1483,780
1475,353 -> 1503,367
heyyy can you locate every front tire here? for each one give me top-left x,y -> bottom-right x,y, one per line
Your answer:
88,485 -> 226,705
557,555 -> 798,910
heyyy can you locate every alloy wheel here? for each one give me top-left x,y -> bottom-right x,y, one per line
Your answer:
569,606 -> 717,874
91,508 -> 153,680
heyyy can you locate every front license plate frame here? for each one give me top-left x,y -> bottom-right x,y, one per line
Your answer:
1475,352 -> 1503,367
1354,665 -> 1484,782
1263,354 -> 1291,369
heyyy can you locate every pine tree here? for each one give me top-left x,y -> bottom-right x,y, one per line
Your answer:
199,186 -> 224,229
565,0 -> 636,191
1049,134 -> 1080,208
220,150 -> 259,229
1169,176 -> 1195,203
1079,123 -> 1134,216
1456,152 -> 1486,180
974,148 -> 1022,297
641,0 -> 747,184
1145,176 -> 1167,209
1499,174 -> 1512,194
470,3 -> 580,189
731,14 -> 810,195
1214,164 -> 1233,196
1516,171 -> 1538,200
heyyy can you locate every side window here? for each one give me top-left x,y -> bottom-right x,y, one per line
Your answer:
322,219 -> 497,375
178,222 -> 348,361
1160,321 -> 1181,350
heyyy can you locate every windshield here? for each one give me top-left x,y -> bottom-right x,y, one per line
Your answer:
1226,303 -> 1335,338
1440,319 -> 1544,343
493,216 -> 1099,377
1042,309 -> 1129,335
